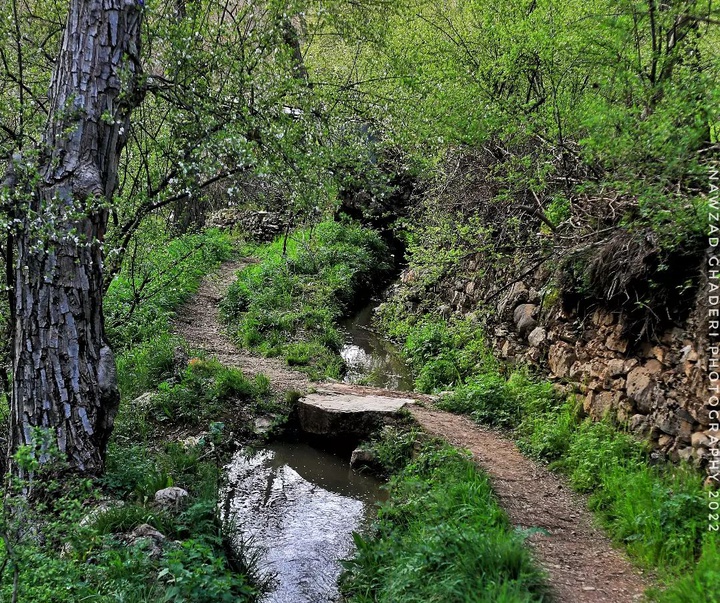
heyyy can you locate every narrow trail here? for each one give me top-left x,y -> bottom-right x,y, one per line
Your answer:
176,260 -> 651,603
410,407 -> 650,603
174,259 -> 310,393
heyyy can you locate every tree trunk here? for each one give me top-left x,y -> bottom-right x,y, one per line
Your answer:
9,0 -> 143,476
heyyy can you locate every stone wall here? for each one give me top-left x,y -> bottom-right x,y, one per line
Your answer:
401,254 -> 710,470
206,208 -> 286,241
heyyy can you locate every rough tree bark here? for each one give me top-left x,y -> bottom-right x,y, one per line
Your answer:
9,0 -> 143,475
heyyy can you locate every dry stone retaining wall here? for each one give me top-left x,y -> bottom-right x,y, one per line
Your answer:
403,255 -> 709,471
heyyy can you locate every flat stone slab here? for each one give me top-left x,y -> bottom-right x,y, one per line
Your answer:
297,392 -> 416,436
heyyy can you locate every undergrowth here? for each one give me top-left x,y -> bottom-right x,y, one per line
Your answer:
376,310 -> 720,601
0,430 -> 261,602
220,219 -> 392,379
0,226 -> 269,602
342,435 -> 549,603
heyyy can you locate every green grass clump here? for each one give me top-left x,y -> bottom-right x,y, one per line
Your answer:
342,440 -> 549,603
221,220 -> 392,379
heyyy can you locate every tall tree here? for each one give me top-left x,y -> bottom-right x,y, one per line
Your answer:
7,0 -> 143,475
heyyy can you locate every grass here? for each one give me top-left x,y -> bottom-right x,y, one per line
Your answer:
341,436 -> 549,603
220,219 -> 393,380
0,437 -> 260,603
375,309 -> 720,601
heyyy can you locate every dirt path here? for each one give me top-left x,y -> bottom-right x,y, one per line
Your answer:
174,259 -> 310,393
177,260 -> 651,603
410,407 -> 650,603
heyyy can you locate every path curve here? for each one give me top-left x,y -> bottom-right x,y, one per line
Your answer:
176,260 -> 651,603
174,259 -> 311,393
411,407 -> 650,603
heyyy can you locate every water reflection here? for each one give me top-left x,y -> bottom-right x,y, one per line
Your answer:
339,304 -> 414,391
224,441 -> 386,603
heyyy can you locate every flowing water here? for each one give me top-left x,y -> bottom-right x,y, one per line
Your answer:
224,440 -> 387,603
224,300 -> 411,602
339,302 -> 414,391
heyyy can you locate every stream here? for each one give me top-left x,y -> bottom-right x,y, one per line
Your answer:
339,302 -> 414,391
224,300 -> 411,603
224,439 -> 387,603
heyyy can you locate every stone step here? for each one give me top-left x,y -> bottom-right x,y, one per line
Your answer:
297,389 -> 417,436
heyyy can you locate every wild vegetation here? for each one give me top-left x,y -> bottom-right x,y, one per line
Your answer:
220,220 -> 393,379
342,431 -> 549,603
0,0 -> 717,600
373,310 -> 719,601
0,230 -> 276,601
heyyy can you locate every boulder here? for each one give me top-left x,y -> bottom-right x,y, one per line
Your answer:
629,414 -> 650,436
297,392 -> 415,437
127,524 -> 166,558
498,282 -> 529,319
350,447 -> 377,468
528,327 -> 547,347
605,328 -> 628,353
513,304 -> 537,335
625,361 -> 662,413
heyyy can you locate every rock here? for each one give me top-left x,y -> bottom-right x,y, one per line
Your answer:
131,392 -> 155,411
350,448 -> 376,468
513,304 -> 537,335
297,391 -> 416,437
154,487 -> 189,511
528,327 -> 547,347
548,343 -> 577,379
656,410 -> 681,437
592,309 -> 608,326
583,390 -> 619,420
79,500 -> 123,527
677,446 -> 693,464
694,447 -> 710,467
604,359 -> 629,379
657,434 -> 674,448
567,361 -> 588,382
438,305 -> 452,319
498,282 -> 529,319
254,417 -> 274,435
692,431 -> 711,449
629,414 -> 650,436
625,361 -> 662,413
127,524 -> 166,558
605,329 -> 628,353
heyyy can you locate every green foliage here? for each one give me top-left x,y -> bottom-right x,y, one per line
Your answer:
106,228 -> 234,352
159,539 -> 256,603
0,431 -> 261,602
116,334 -> 180,400
380,315 -> 494,393
366,426 -> 420,475
653,537 -> 720,603
148,359 -> 270,425
342,440 -> 548,602
221,220 -> 392,379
